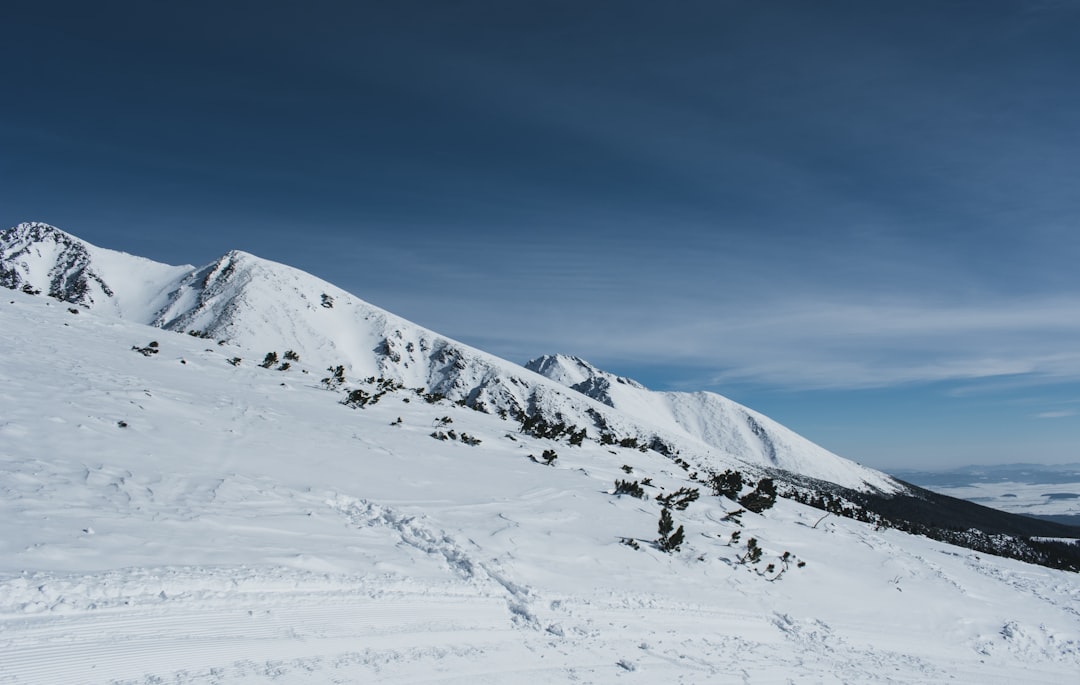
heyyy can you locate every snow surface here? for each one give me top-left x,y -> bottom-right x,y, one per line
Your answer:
3,290 -> 1080,683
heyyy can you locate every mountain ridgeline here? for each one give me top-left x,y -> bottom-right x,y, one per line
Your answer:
3,221 -> 1078,570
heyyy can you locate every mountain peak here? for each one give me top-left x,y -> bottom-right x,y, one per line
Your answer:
530,353 -> 900,492
3,221 -> 77,243
1,221 -> 111,306
2,222 -> 195,319
525,354 -> 646,394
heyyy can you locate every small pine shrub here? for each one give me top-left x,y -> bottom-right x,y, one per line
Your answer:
342,388 -> 373,408
260,351 -> 279,368
656,487 -> 700,511
740,537 -> 763,564
656,508 -> 685,552
283,350 -> 300,361
227,357 -> 242,366
542,449 -> 558,465
739,478 -> 777,513
322,365 -> 346,389
132,342 -> 160,356
709,469 -> 744,499
277,362 -> 291,371
614,479 -> 646,499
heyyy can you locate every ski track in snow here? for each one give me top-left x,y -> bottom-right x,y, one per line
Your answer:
330,496 -> 540,629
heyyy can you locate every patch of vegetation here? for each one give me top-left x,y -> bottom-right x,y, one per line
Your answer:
519,413 -> 587,444
708,469 -> 744,499
132,341 -> 159,356
656,487 -> 700,511
739,537 -> 762,564
322,365 -> 346,390
614,479 -> 646,499
342,388 -> 374,408
739,478 -> 777,513
431,430 -> 481,446
780,476 -> 1080,572
656,508 -> 685,552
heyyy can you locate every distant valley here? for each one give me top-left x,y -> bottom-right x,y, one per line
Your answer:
891,463 -> 1080,526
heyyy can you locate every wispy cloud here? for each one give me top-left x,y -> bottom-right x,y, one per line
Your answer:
1035,410 -> 1077,419
417,284 -> 1080,391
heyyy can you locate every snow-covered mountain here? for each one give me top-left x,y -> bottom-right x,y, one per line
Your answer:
2,244 -> 1079,683
1,221 -> 898,493
0,221 -> 193,320
527,354 -> 892,492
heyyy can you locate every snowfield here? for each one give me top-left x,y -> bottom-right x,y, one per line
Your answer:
3,289 -> 1080,683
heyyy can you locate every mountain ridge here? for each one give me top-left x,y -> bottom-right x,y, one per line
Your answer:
2,221 -> 902,493
526,353 -> 893,492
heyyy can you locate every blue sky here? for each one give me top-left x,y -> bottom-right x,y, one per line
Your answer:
4,1 -> 1080,470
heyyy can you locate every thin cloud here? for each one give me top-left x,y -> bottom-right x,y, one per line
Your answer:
430,290 -> 1080,391
1035,410 -> 1077,419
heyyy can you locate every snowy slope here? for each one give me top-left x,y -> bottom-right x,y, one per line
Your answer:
1,222 -> 902,493
2,290 -> 1079,684
527,354 -> 897,492
0,221 -> 193,320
